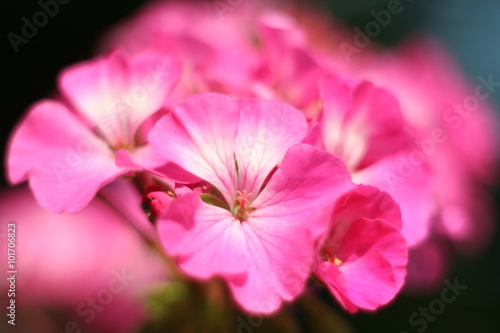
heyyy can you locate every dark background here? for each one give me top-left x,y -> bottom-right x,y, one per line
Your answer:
1,0 -> 499,332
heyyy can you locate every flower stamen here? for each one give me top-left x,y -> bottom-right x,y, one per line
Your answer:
322,246 -> 342,266
233,190 -> 255,221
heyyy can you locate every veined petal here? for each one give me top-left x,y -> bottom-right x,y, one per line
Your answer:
349,82 -> 411,170
149,93 -> 239,203
126,53 -> 181,135
227,215 -> 313,314
6,100 -> 125,213
59,50 -> 180,146
319,75 -> 410,170
318,74 -> 352,158
252,144 -> 354,237
234,99 -> 308,197
157,193 -> 249,279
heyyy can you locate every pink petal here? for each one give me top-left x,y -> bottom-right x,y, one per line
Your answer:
157,193 -> 249,279
159,197 -> 314,314
338,248 -> 401,310
156,144 -> 353,314
0,185 -> 167,331
116,146 -> 166,170
252,144 -> 354,238
348,82 -> 411,169
59,50 -> 180,146
159,192 -> 316,314
319,75 -> 410,170
233,99 -> 308,196
5,100 -> 80,184
327,185 -> 407,285
150,94 -> 313,205
99,178 -> 155,236
315,185 -> 408,312
126,53 -> 181,129
258,13 -> 322,107
331,184 -> 403,232
318,75 -> 351,152
6,100 -> 125,213
30,155 -> 125,214
318,218 -> 407,312
149,93 -> 240,203
319,248 -> 397,312
354,156 -> 433,247
115,148 -> 200,184
227,215 -> 314,314
336,217 -> 407,286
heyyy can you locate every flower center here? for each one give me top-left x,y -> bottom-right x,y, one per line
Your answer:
233,190 -> 255,221
321,246 -> 343,266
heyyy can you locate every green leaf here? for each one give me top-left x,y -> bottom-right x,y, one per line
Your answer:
200,193 -> 230,210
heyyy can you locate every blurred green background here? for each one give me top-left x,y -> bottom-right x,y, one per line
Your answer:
1,0 -> 499,332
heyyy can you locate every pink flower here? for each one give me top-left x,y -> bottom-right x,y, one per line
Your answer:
353,38 -> 499,182
0,186 -> 168,333
149,93 -> 354,313
315,74 -> 433,247
100,1 -> 328,112
350,39 -> 499,243
99,1 -> 260,101
346,38 -> 499,287
252,11 -> 325,111
6,50 -> 181,213
314,185 -> 408,312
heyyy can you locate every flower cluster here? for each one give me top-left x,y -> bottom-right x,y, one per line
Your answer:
5,0 -> 498,317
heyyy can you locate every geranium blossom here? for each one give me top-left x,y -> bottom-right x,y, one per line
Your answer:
149,93 -> 354,313
350,39 -> 499,256
0,186 -> 168,333
341,38 -> 499,291
99,0 -> 260,101
314,74 -> 433,247
2,0 -> 497,325
314,185 -> 408,312
6,50 -> 181,213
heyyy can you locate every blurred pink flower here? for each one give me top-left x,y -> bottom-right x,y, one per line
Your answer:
99,1 -> 331,113
6,50 -> 181,213
149,93 -> 354,313
403,241 -> 449,295
314,74 -> 433,248
0,186 -> 167,333
252,11 -> 325,111
346,39 -> 499,288
314,185 -> 408,312
99,0 -> 260,102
